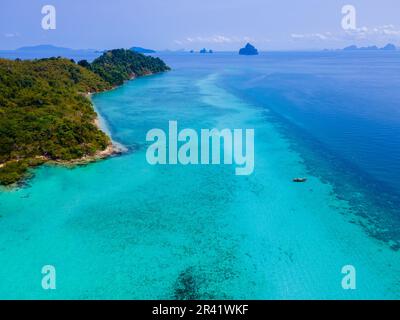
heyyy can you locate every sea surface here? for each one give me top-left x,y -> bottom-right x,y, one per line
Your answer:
0,52 -> 399,299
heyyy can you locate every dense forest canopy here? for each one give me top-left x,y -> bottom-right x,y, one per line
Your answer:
79,49 -> 170,86
0,50 -> 170,185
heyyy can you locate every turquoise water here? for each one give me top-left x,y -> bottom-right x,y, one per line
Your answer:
0,52 -> 399,299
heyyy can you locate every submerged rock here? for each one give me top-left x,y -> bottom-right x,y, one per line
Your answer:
293,178 -> 307,183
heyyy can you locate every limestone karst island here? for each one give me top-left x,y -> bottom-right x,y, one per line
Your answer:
239,43 -> 259,55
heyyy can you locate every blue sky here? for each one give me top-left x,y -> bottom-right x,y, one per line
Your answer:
1,0 -> 400,50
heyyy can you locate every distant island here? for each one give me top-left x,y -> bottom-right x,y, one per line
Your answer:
0,45 -> 104,61
200,48 -> 213,54
0,49 -> 170,186
130,46 -> 156,54
239,43 -> 259,55
16,44 -> 74,53
14,44 -> 98,55
382,43 -> 397,50
343,43 -> 397,51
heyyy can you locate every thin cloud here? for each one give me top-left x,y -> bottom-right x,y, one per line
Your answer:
291,25 -> 400,44
291,32 -> 333,41
345,25 -> 400,39
4,32 -> 20,38
186,35 -> 254,44
174,34 -> 268,45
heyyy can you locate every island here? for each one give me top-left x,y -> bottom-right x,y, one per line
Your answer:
199,48 -> 213,54
343,45 -> 358,51
15,44 -> 75,54
343,45 -> 378,51
343,43 -> 397,51
0,44 -> 100,60
382,43 -> 397,51
0,49 -> 170,186
130,46 -> 156,54
239,43 -> 259,55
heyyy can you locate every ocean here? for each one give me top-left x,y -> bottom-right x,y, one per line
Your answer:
0,51 -> 399,299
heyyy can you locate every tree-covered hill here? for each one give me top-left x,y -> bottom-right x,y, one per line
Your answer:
0,50 -> 170,186
79,49 -> 170,86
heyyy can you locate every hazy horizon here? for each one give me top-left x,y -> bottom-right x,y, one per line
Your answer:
1,43 -> 399,53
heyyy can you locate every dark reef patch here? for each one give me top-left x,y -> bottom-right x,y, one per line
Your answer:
173,267 -> 201,300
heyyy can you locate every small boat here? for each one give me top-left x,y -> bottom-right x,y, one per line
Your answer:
293,178 -> 307,183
